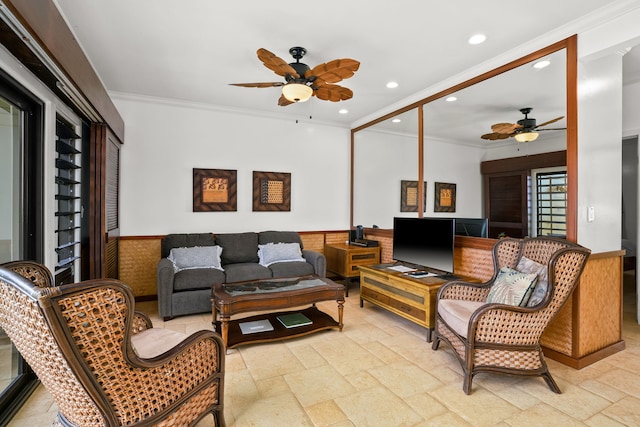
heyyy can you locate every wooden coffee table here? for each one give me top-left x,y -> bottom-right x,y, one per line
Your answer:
211,275 -> 344,349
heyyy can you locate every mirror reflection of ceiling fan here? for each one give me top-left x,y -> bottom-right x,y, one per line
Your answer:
230,47 -> 360,106
481,107 -> 565,142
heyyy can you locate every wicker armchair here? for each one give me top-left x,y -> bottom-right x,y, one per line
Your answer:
0,262 -> 225,426
431,237 -> 590,394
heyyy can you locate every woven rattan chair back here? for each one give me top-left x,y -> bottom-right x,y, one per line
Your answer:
432,237 -> 591,394
0,264 -> 225,426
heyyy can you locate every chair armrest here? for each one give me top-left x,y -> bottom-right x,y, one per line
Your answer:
157,258 -> 176,319
469,303 -> 542,345
302,250 -> 326,277
437,280 -> 491,302
131,311 -> 153,335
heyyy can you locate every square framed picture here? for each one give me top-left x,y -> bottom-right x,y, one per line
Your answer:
434,182 -> 456,212
400,180 -> 427,212
253,171 -> 291,211
193,168 -> 237,211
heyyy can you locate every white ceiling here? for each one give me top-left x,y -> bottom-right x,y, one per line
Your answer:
53,0 -> 634,143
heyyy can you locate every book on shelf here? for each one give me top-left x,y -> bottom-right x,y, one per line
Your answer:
238,319 -> 274,334
276,312 -> 312,328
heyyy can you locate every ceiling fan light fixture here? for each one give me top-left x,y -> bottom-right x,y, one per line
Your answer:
282,83 -> 313,103
514,131 -> 539,143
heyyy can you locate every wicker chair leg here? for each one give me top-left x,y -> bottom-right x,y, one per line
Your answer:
541,371 -> 562,394
431,335 -> 441,350
463,372 -> 473,395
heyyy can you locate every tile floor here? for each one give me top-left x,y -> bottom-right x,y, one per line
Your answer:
7,275 -> 640,427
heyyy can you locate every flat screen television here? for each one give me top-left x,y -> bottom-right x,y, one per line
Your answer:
392,217 -> 455,274
454,218 -> 488,238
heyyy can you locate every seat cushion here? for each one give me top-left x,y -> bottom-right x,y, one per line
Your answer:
224,262 -> 272,283
269,260 -> 315,278
173,268 -> 226,292
131,328 -> 188,358
216,232 -> 259,264
438,299 -> 486,338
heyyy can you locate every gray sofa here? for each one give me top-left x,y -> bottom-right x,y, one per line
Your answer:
157,231 -> 326,320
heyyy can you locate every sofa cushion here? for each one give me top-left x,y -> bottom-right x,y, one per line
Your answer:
223,263 -> 271,283
269,261 -> 315,278
516,256 -> 549,307
438,299 -> 486,338
259,231 -> 303,248
216,232 -> 259,264
173,268 -> 226,292
161,233 -> 216,258
486,267 -> 538,307
258,242 -> 306,267
168,246 -> 223,271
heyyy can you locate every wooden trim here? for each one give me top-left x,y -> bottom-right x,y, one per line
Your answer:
566,35 -> 578,242
418,105 -> 424,218
543,340 -> 626,370
2,0 -> 125,141
480,151 -> 566,174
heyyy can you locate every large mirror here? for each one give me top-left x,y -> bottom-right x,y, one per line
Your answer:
352,38 -> 576,239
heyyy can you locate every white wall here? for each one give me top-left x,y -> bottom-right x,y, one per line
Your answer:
576,6 -> 640,253
623,79 -> 640,136
113,94 -> 350,236
424,139 -> 484,218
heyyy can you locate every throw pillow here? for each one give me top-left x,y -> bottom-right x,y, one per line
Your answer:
516,256 -> 550,307
258,242 -> 306,267
486,267 -> 538,307
168,246 -> 223,271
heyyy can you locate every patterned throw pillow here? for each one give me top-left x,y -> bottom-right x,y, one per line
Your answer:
516,256 -> 549,307
168,246 -> 223,271
258,242 -> 306,267
486,267 -> 538,306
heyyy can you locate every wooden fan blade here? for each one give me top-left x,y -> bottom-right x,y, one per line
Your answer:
229,82 -> 284,88
314,83 -> 353,102
278,95 -> 294,106
308,58 -> 360,84
257,48 -> 299,78
481,132 -> 512,141
535,116 -> 564,128
491,122 -> 521,134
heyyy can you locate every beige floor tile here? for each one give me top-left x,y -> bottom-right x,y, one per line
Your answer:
515,381 -> 612,421
415,411 -> 473,426
429,383 -> 520,427
289,343 -> 329,369
239,342 -> 306,381
284,364 -> 357,407
334,386 -> 423,426
367,360 -> 443,397
403,392 -> 449,420
231,392 -> 313,426
343,370 -> 382,391
584,413 -> 629,427
595,368 -> 640,399
304,399 -> 349,426
311,335 -> 386,376
600,396 -> 640,426
505,402 -> 592,427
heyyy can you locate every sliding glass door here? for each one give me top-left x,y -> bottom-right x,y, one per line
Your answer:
0,71 -> 43,424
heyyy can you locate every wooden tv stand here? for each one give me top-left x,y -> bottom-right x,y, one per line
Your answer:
359,264 -> 467,342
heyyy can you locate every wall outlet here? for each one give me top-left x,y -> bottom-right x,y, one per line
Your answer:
587,206 -> 595,222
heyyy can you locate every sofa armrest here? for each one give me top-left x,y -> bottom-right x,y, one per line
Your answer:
157,258 -> 176,319
302,250 -> 326,277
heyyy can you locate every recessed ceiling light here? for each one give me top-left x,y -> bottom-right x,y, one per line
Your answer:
392,118 -> 401,123
468,34 -> 486,45
339,109 -> 348,114
386,81 -> 399,89
446,96 -> 458,102
533,59 -> 551,69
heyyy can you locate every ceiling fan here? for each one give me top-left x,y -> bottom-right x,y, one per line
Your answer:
481,108 -> 565,142
230,47 -> 360,106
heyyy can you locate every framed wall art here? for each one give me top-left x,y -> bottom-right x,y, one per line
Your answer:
434,182 -> 456,213
193,168 -> 237,212
253,171 -> 291,211
400,180 -> 427,212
